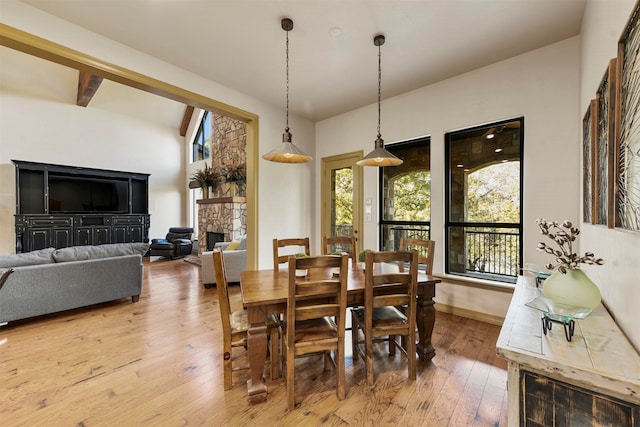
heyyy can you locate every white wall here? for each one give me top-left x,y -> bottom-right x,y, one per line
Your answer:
0,47 -> 184,246
579,0 -> 640,350
316,37 -> 581,322
0,1 -> 316,266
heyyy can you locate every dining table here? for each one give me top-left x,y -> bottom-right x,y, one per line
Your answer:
239,262 -> 441,404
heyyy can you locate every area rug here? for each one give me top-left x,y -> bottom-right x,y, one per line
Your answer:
183,255 -> 201,266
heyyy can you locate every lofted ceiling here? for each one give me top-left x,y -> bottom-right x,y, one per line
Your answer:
18,0 -> 586,122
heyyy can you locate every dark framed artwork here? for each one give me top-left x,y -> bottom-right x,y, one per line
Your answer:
583,99 -> 597,224
615,1 -> 640,232
594,59 -> 617,228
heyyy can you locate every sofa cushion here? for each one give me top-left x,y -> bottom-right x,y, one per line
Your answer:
237,235 -> 247,250
52,243 -> 150,263
0,247 -> 55,268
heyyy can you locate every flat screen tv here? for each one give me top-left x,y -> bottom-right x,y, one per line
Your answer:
48,174 -> 129,213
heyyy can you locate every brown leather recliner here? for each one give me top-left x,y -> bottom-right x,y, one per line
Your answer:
149,227 -> 194,259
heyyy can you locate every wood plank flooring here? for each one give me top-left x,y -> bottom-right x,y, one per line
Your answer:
0,257 -> 508,426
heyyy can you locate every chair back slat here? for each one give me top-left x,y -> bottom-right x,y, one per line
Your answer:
295,280 -> 341,298
323,235 -> 357,263
273,237 -> 310,271
373,294 -> 410,308
296,303 -> 341,321
371,273 -> 411,287
399,238 -> 435,275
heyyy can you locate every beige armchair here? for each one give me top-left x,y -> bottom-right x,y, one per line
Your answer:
202,237 -> 247,287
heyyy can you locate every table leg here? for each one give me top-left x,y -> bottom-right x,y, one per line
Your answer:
416,283 -> 436,362
246,306 -> 268,404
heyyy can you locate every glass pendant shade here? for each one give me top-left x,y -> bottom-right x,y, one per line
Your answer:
262,17 -> 312,164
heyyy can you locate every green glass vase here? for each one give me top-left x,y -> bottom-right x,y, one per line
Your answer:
542,268 -> 601,309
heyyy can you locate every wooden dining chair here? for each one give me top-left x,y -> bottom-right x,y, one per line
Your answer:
399,237 -> 435,274
351,250 -> 418,385
322,235 -> 357,264
212,249 -> 281,390
273,237 -> 310,271
284,253 -> 348,410
397,238 -> 435,349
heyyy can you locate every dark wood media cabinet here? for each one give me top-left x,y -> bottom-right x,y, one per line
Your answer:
13,160 -> 150,253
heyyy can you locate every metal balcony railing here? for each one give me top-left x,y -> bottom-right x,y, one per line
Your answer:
465,229 -> 520,277
331,225 -> 353,237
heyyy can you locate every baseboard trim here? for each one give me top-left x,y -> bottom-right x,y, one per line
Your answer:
435,303 -> 505,326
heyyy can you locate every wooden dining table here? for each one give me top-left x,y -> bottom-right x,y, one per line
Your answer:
240,262 -> 441,404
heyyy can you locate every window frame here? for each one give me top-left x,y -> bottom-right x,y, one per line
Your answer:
378,136 -> 431,252
191,111 -> 211,162
444,117 -> 524,283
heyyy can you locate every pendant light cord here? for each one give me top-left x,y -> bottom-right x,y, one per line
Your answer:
285,28 -> 290,132
377,41 -> 381,139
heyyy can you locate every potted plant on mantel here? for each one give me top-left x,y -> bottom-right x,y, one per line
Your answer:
223,161 -> 247,197
189,161 -> 218,199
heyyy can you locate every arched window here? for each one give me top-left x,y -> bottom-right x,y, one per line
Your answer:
380,137 -> 431,252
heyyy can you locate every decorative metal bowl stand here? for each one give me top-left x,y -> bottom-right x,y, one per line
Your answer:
525,296 -> 592,342
541,312 -> 576,341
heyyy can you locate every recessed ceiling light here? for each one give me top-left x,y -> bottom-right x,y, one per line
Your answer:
495,148 -> 503,153
486,134 -> 495,139
457,164 -> 464,168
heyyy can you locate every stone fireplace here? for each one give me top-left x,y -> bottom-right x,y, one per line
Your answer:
197,197 -> 246,254
195,112 -> 247,254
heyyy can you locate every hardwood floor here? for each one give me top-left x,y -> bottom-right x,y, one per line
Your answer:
1,258 -> 508,426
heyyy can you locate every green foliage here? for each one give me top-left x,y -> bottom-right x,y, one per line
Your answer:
392,171 -> 431,221
358,250 -> 372,262
466,162 -> 520,222
334,168 -> 353,225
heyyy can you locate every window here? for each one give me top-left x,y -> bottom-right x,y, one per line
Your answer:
445,118 -> 523,283
379,137 -> 431,252
192,111 -> 212,162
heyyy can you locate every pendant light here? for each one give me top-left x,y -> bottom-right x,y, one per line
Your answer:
357,34 -> 403,167
262,18 -> 312,164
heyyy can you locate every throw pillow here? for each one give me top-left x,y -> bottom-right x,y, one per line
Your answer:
226,240 -> 241,251
0,247 -> 55,268
237,235 -> 247,250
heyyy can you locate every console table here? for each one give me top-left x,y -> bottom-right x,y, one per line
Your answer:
497,275 -> 639,426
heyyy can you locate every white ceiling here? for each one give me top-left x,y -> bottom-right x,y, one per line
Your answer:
20,0 -> 586,122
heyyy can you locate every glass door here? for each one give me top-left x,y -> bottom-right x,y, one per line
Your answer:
321,152 -> 363,255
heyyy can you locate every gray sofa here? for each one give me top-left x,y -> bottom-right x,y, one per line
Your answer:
0,243 -> 148,324
201,238 -> 247,287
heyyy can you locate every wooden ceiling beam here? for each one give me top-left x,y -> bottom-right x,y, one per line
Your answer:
179,105 -> 195,136
77,70 -> 103,107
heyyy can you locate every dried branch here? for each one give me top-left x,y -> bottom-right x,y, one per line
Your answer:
535,218 -> 604,274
